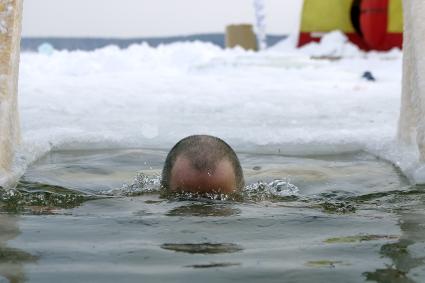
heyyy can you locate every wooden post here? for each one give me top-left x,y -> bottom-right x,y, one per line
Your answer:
0,0 -> 23,179
225,24 -> 258,51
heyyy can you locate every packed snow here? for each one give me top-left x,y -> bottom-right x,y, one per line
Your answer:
3,31 -> 412,185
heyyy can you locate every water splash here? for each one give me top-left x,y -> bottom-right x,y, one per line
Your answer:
165,178 -> 299,202
244,178 -> 299,201
101,172 -> 161,196
101,171 -> 300,203
163,191 -> 237,202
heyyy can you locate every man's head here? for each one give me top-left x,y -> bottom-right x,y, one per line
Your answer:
161,135 -> 244,193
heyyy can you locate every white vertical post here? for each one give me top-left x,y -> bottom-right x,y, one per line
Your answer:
0,0 -> 23,181
253,0 -> 267,50
398,0 -> 414,146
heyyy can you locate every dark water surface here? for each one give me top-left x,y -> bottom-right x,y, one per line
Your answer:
2,149 -> 425,283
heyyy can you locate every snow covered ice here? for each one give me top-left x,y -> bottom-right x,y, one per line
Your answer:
6,32 -> 409,185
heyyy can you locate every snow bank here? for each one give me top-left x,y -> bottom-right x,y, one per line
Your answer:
2,32 -> 409,186
299,31 -> 363,58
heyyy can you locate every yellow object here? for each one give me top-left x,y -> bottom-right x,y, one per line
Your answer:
299,0 -> 403,51
300,0 -> 402,34
300,0 -> 355,33
388,0 -> 403,33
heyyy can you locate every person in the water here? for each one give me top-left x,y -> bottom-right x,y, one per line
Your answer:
161,135 -> 244,193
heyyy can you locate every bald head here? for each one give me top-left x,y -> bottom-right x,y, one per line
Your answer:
161,135 -> 244,193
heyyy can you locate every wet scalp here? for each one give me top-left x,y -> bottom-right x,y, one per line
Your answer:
161,135 -> 244,190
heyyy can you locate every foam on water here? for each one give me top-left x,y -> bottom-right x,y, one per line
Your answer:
0,31 -> 412,186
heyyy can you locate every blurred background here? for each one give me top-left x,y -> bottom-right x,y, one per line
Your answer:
21,0 -> 303,50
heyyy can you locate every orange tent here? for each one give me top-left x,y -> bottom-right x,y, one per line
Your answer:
298,0 -> 403,51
